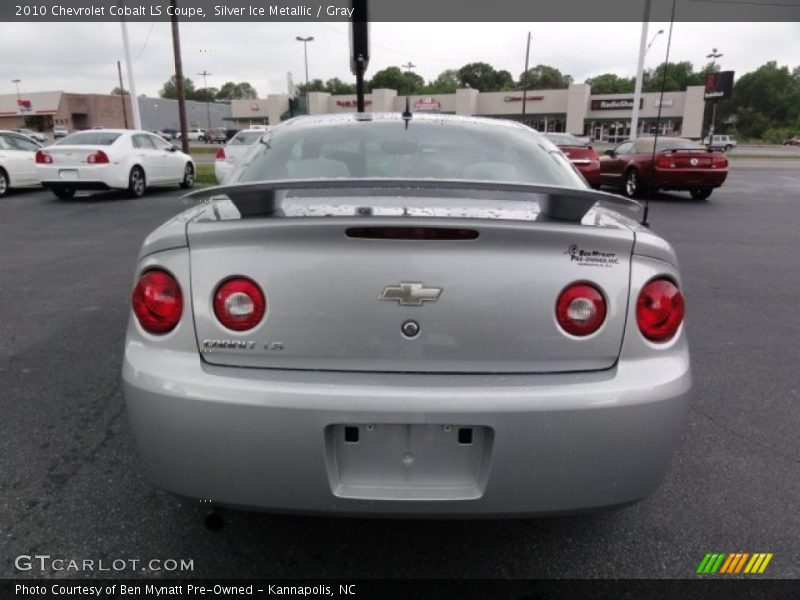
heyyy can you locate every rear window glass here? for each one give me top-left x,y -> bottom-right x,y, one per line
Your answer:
57,132 -> 121,146
233,119 -> 586,188
545,133 -> 587,146
230,131 -> 265,145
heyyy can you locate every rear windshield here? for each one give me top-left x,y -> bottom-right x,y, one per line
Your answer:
57,132 -> 121,146
545,133 -> 587,146
655,139 -> 705,151
233,119 -> 586,188
230,131 -> 265,145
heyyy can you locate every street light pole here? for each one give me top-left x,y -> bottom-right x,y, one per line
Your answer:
705,48 -> 723,144
198,70 -> 213,130
296,36 -> 314,87
630,0 -> 652,141
521,32 -> 532,123
11,78 -> 22,123
401,62 -> 416,72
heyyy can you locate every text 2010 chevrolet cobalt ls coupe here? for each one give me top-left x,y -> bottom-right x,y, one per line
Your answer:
122,113 -> 690,517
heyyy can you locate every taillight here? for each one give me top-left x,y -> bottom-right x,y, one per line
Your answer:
636,278 -> 685,342
213,277 -> 266,331
35,150 -> 53,164
215,147 -> 226,160
555,283 -> 607,336
132,269 -> 183,334
87,150 -> 109,164
711,154 -> 728,168
655,154 -> 676,169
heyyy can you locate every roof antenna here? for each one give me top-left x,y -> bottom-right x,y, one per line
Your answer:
643,0 -> 676,228
401,95 -> 412,129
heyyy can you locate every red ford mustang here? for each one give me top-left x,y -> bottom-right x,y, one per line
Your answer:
599,137 -> 728,200
545,133 -> 601,188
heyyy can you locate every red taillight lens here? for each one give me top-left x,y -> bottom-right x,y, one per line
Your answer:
711,154 -> 728,168
215,147 -> 226,160
35,150 -> 52,164
213,277 -> 266,331
555,283 -> 607,336
132,269 -> 183,334
87,150 -> 109,164
655,154 -> 676,169
636,278 -> 685,342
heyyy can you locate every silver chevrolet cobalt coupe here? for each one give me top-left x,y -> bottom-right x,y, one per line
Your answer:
122,113 -> 690,517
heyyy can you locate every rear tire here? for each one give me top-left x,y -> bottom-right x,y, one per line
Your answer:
624,169 -> 647,199
690,188 -> 713,200
52,187 -> 76,200
128,166 -> 146,198
724,145 -> 732,152
180,163 -> 195,189
0,169 -> 8,198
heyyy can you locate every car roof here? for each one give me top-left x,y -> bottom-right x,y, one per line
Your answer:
277,112 -> 534,133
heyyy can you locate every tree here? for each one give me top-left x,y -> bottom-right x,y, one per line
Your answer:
296,79 -> 326,95
518,64 -> 572,90
642,61 -> 705,93
159,75 -> 196,100
215,81 -> 258,100
423,69 -> 460,94
324,77 -> 356,95
728,61 -> 800,138
193,87 -> 219,103
368,66 -> 425,95
110,86 -> 129,95
585,73 -> 634,94
457,62 -> 514,92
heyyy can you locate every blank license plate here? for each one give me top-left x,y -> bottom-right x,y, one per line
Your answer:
59,170 -> 78,180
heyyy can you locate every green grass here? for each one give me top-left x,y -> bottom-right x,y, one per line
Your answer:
188,145 -> 221,155
728,154 -> 800,160
194,164 -> 217,187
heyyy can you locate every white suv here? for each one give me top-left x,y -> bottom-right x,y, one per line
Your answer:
177,128 -> 205,141
704,134 -> 737,152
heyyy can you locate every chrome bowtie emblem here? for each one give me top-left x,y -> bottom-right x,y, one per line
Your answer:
380,282 -> 442,306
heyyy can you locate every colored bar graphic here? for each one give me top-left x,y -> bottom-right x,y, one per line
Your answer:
701,552 -> 773,575
734,553 -> 749,573
696,554 -> 712,574
710,553 -> 726,573
758,554 -> 773,573
719,554 -> 736,574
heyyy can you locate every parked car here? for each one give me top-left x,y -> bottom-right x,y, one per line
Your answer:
123,113 -> 690,519
0,130 -> 43,197
13,128 -> 47,143
159,129 -> 178,141
53,126 -> 69,140
783,136 -> 800,146
214,128 -> 268,184
600,137 -> 728,200
36,129 -> 194,199
544,132 -> 601,188
703,134 -> 737,152
176,128 -> 205,142
202,128 -> 228,144
224,128 -> 240,141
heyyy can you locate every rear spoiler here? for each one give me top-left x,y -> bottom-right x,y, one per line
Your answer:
182,179 -> 642,223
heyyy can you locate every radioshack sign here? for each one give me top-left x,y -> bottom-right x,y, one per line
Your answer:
591,98 -> 644,110
413,97 -> 441,112
704,71 -> 734,100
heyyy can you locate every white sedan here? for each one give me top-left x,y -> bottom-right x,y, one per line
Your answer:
0,130 -> 42,197
214,128 -> 268,184
36,129 -> 194,199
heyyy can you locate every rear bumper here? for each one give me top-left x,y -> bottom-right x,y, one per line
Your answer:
214,160 -> 233,184
122,343 -> 691,517
653,169 -> 727,190
37,165 -> 128,190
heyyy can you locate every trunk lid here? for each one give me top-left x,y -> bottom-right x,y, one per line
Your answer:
187,208 -> 634,373
42,145 -> 103,167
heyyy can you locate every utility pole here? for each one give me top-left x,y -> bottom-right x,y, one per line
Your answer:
117,61 -> 129,128
198,69 -> 213,130
171,0 -> 189,153
521,32 -> 532,123
120,18 -> 142,130
630,0 -> 651,141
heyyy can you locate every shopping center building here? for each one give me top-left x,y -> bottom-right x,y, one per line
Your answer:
231,83 -> 706,142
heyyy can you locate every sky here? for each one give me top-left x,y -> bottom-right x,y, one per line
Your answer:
1,21 -> 798,98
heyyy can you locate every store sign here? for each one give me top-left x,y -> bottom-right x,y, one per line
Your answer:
704,71 -> 734,100
590,98 -> 643,110
249,101 -> 261,112
336,99 -> 372,107
17,99 -> 32,113
413,97 -> 441,112
654,98 -> 674,108
504,95 -> 544,102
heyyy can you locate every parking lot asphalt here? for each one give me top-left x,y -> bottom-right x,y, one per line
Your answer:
1,163 -> 798,579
